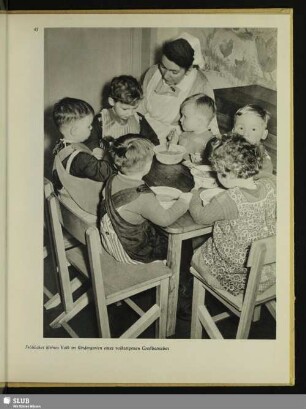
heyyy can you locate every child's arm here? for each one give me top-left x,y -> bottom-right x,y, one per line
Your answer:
83,114 -> 103,151
189,190 -> 238,225
69,152 -> 113,182
135,192 -> 190,227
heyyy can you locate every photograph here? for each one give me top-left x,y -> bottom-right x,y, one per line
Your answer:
43,26 -> 278,341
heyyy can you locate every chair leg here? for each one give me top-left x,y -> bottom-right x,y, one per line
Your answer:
266,300 -> 276,320
236,298 -> 257,339
198,305 -> 223,339
190,277 -> 205,339
156,278 -> 169,339
253,305 -> 262,322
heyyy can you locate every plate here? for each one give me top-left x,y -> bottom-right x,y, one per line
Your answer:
200,188 -> 225,205
151,186 -> 182,209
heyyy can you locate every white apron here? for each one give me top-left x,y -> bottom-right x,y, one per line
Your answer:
144,68 -> 198,143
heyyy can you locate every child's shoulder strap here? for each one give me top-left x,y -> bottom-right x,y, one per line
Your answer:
55,144 -> 76,162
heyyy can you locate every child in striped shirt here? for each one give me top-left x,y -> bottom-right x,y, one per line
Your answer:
85,76 -> 159,161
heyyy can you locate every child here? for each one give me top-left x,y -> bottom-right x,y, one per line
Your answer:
189,134 -> 276,296
233,104 -> 274,174
85,75 -> 159,159
100,134 -> 192,264
52,97 -> 112,216
179,93 -> 216,163
167,93 -> 216,164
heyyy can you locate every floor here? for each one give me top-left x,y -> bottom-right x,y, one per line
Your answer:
43,244 -> 276,340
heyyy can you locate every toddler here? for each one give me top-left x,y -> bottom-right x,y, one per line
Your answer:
169,93 -> 216,164
85,75 -> 159,159
100,134 -> 192,264
233,104 -> 274,174
189,134 -> 276,296
52,97 -> 112,216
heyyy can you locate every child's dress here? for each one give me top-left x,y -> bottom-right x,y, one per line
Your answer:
191,177 -> 276,296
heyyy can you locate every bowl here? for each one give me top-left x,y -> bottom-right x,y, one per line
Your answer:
150,186 -> 182,209
154,145 -> 186,165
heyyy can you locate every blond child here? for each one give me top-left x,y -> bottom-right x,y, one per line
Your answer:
85,75 -> 159,159
189,134 -> 276,296
168,93 -> 216,164
100,134 -> 191,263
233,104 -> 274,173
52,97 -> 112,216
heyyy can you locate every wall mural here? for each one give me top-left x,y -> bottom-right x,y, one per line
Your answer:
197,28 -> 277,90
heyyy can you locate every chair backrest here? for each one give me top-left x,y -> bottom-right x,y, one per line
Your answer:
44,178 -> 95,246
235,235 -> 276,338
247,236 -> 276,268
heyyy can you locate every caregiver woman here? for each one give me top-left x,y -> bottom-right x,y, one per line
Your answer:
138,33 -> 218,143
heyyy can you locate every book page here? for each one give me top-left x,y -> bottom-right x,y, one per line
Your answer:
7,11 -> 293,385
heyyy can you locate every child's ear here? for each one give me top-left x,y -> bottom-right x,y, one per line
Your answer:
70,124 -> 79,137
262,129 -> 268,140
108,97 -> 115,107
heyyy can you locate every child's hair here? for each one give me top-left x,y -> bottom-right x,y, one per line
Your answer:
53,97 -> 94,129
181,93 -> 216,123
162,38 -> 194,70
234,104 -> 271,128
110,134 -> 154,174
109,75 -> 143,106
210,133 -> 263,179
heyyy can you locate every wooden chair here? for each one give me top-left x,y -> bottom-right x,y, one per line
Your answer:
44,178 -> 171,338
43,178 -> 80,312
190,236 -> 276,339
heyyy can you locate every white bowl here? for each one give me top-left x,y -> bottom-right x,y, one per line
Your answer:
151,186 -> 182,209
154,145 -> 186,165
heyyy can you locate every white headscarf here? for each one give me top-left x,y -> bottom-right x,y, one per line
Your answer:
175,32 -> 205,69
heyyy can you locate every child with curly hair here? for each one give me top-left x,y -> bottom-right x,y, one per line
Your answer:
189,134 -> 276,296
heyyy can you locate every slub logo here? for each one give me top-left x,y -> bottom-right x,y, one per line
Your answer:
3,397 -> 11,405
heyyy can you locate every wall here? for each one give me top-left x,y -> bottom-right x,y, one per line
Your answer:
44,27 -> 144,176
147,28 -> 277,90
